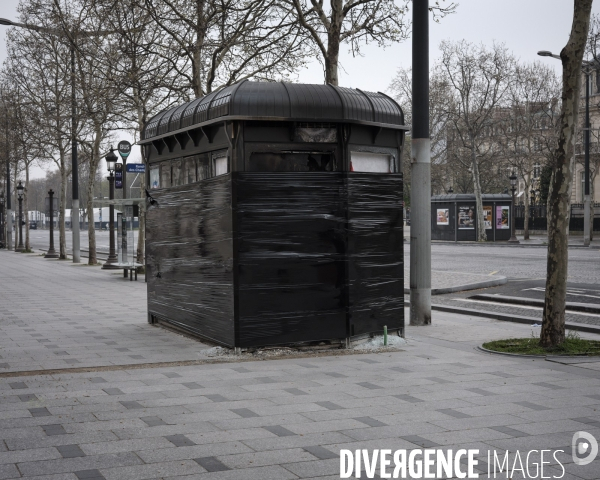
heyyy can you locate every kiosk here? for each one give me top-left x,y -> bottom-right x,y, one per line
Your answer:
140,81 -> 407,348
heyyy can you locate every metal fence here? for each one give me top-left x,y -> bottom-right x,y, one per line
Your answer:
515,203 -> 600,231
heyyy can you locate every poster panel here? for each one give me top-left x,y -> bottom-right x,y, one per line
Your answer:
458,205 -> 475,229
436,208 -> 449,225
483,206 -> 492,230
496,206 -> 510,229
150,166 -> 160,189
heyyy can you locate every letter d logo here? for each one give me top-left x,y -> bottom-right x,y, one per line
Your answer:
572,431 -> 598,466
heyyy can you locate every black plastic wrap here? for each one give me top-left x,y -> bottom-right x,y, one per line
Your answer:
347,175 -> 404,336
234,173 -> 348,347
146,175 -> 234,345
146,172 -> 404,348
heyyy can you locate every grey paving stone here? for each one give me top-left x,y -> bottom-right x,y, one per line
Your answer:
182,382 -> 202,390
9,382 -> 27,390
103,388 -> 124,396
42,424 -> 67,436
163,373 -> 181,378
437,408 -> 472,419
303,445 -> 338,460
165,434 -> 196,447
120,401 -> 143,410
357,358 -> 379,364
57,444 -> 86,458
356,382 -> 383,390
194,456 -> 231,472
29,407 -> 52,417
284,388 -> 308,396
323,372 -> 347,378
255,377 -> 279,384
316,401 -> 344,410
89,377 -> 107,384
514,401 -> 551,411
232,367 -> 251,373
231,408 -> 259,418
391,367 -> 412,373
0,364 -> 9,369
204,394 -> 228,402
297,363 -> 318,368
393,394 -> 424,403
585,394 -> 600,401
533,382 -> 565,390
489,371 -> 516,378
572,417 -> 600,427
490,426 -> 529,438
75,469 -> 105,479
65,359 -> 81,364
401,435 -> 440,448
18,394 -> 38,402
467,388 -> 495,396
354,416 -> 387,427
425,377 -> 451,384
263,425 -> 296,437
141,416 -> 168,427
129,355 -> 144,359
0,464 -> 20,480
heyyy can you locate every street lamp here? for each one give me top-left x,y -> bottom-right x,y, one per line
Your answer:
538,49 -> 591,246
16,181 -> 24,252
0,18 -> 114,262
509,171 -> 520,243
102,148 -> 119,269
45,189 -> 58,258
447,186 -> 454,194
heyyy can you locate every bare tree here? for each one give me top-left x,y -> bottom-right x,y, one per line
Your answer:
389,65 -> 453,195
289,0 -> 455,85
440,40 -> 515,241
503,61 -> 561,239
541,0 -> 593,348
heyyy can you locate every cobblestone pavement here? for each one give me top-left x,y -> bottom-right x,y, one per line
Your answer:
0,251 -> 213,374
1,250 -> 600,479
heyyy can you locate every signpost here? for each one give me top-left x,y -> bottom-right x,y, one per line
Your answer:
118,140 -> 131,199
115,163 -> 123,189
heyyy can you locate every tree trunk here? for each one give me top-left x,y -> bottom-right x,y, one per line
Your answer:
25,166 -> 30,251
325,0 -> 342,86
471,142 -> 486,241
137,172 -> 145,265
59,165 -> 67,259
524,181 -> 530,240
541,0 -> 592,348
87,131 -> 102,265
590,172 -> 595,241
13,165 -> 18,252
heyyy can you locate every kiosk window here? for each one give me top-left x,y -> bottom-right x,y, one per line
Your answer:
213,153 -> 228,176
171,159 -> 183,186
149,166 -> 160,189
184,156 -> 196,184
160,161 -> 171,188
197,154 -> 210,180
350,151 -> 393,173
249,151 -> 335,172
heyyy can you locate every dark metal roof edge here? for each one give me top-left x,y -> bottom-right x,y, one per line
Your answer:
327,83 -> 346,119
377,91 -> 405,123
139,116 -> 408,145
356,88 -> 376,123
229,79 -> 248,115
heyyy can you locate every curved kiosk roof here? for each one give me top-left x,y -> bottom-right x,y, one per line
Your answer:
141,80 -> 406,143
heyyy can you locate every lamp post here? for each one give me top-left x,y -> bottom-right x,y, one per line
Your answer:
102,148 -> 119,269
538,50 -> 591,246
509,171 -> 520,243
45,189 -> 58,258
16,181 -> 24,252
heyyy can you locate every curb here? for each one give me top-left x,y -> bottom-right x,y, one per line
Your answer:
404,275 -> 507,295
428,241 -> 594,249
476,345 -> 546,358
419,303 -> 600,336
469,294 -> 600,315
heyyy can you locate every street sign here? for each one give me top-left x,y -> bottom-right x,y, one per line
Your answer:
115,163 -> 123,189
126,163 -> 145,173
118,140 -> 132,158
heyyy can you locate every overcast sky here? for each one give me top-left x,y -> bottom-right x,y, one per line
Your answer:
1,0 -> 599,178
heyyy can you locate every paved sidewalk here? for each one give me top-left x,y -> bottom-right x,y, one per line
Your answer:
1,250 -> 600,479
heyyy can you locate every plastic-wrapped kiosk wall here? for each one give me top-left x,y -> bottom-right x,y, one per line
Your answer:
139,81 -> 407,348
